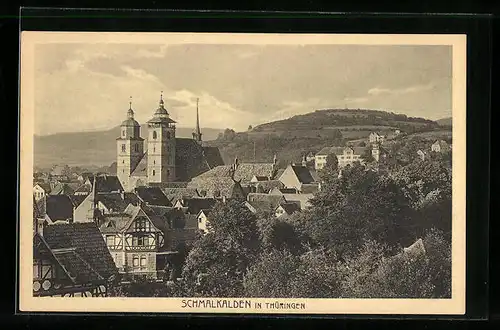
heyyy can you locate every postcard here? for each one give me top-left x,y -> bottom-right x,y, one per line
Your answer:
19,31 -> 466,314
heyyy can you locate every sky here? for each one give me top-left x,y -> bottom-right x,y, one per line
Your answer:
34,43 -> 452,136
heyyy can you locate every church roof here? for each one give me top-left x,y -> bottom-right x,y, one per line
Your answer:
45,195 -> 74,221
289,165 -> 316,184
135,186 -> 172,207
121,118 -> 140,127
94,175 -> 124,193
187,176 -> 244,199
129,140 -> 225,182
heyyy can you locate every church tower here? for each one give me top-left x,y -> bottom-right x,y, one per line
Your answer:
147,92 -> 176,184
192,97 -> 202,143
117,97 -> 144,191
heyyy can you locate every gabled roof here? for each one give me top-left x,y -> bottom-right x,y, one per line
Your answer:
74,183 -> 92,194
202,146 -> 225,169
99,213 -> 133,233
270,187 -> 299,195
188,176 -> 245,199
135,187 -> 172,207
68,194 -> 87,208
252,175 -> 270,182
177,197 -> 218,215
50,182 -> 75,196
316,146 -> 345,156
277,201 -> 301,215
34,182 -> 51,193
95,175 -> 123,193
162,187 -> 200,202
43,222 -> 118,280
98,192 -> 141,213
193,162 -> 277,183
282,193 -> 314,210
175,138 -> 224,182
290,165 -> 316,184
45,195 -> 74,221
300,183 -> 320,194
149,181 -> 189,188
246,193 -> 286,213
52,248 -> 104,283
254,180 -> 284,193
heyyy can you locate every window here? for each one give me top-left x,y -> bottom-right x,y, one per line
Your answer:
132,256 -> 139,267
153,160 -> 155,165
166,131 -> 171,139
153,146 -> 155,153
167,169 -> 170,177
106,235 -> 115,247
134,218 -> 148,231
121,144 -> 126,152
152,170 -> 155,176
134,144 -> 139,152
152,131 -> 157,139
122,160 -> 124,164
133,235 -> 149,247
140,256 -> 147,268
33,262 -> 39,278
122,130 -> 125,137
122,169 -> 124,173
167,145 -> 170,152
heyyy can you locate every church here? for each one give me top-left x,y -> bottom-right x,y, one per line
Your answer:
116,93 -> 225,191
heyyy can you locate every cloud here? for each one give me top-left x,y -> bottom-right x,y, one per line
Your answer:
367,83 -> 434,96
135,44 -> 169,58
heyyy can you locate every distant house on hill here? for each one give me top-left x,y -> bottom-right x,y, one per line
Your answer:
431,140 -> 450,153
369,132 -> 386,143
417,149 -> 428,161
315,146 -> 366,170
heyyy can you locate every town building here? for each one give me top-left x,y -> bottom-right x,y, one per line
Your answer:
278,163 -> 320,192
369,132 -> 386,143
431,140 -> 451,153
33,222 -> 118,297
315,146 -> 366,170
116,94 -> 224,191
275,202 -> 301,218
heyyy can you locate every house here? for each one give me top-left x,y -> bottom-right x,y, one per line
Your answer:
187,176 -> 246,200
275,202 -> 301,218
278,163 -> 319,192
49,182 -> 76,196
99,204 -> 196,280
315,146 -> 366,170
369,132 -> 386,143
417,149 -> 427,161
245,193 -> 287,215
162,187 -> 200,204
269,187 -> 299,195
95,192 -> 142,216
173,197 -> 218,215
43,195 -> 75,223
77,172 -> 94,183
33,222 -> 118,297
305,151 -> 316,163
134,186 -> 172,207
371,143 -> 389,162
196,209 -> 211,234
431,140 -> 450,153
33,183 -> 51,201
253,180 -> 284,194
280,193 -> 314,210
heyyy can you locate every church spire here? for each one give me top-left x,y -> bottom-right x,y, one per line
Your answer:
193,97 -> 202,142
127,96 -> 134,119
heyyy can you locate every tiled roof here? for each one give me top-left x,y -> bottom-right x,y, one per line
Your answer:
270,187 -> 299,195
52,249 -> 103,283
35,182 -> 52,193
45,195 -> 74,221
95,175 -> 124,193
177,197 -> 218,215
194,162 -> 277,183
246,193 -> 286,213
252,176 -> 270,182
282,193 -> 314,210
162,187 -> 200,202
50,182 -> 75,196
68,194 -> 87,208
74,183 -> 92,194
300,183 -> 320,194
149,181 -> 189,188
98,192 -> 141,213
129,139 -> 225,182
255,180 -> 284,193
188,176 -> 245,199
290,165 -> 316,184
135,187 -> 172,207
100,214 -> 133,233
43,222 -> 118,280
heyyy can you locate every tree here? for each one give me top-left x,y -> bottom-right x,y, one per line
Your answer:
181,200 -> 261,297
256,214 -> 304,256
318,153 -> 339,183
248,125 -> 253,131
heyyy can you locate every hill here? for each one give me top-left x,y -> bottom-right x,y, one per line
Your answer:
205,108 -> 445,166
436,117 -> 452,126
34,125 -> 223,168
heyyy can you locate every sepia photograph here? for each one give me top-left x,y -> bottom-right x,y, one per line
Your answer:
19,32 -> 466,314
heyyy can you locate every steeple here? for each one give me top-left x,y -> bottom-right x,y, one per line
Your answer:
127,96 -> 134,119
193,97 -> 202,142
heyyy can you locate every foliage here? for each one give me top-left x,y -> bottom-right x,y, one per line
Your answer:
318,154 -> 339,183
181,200 -> 261,297
256,214 -> 304,256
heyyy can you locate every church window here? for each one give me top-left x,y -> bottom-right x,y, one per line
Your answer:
122,160 -> 124,164
153,160 -> 155,165
152,170 -> 155,176
140,256 -> 147,268
134,144 -> 139,152
167,169 -> 170,177
153,146 -> 155,153
152,131 -> 157,140
166,131 -> 171,139
122,130 -> 125,137
121,144 -> 126,152
167,145 -> 170,152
